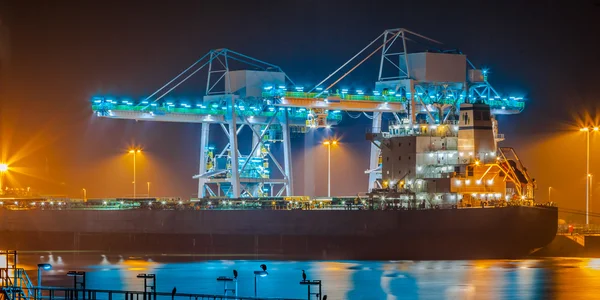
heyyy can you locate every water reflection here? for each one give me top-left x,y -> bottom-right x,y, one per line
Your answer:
11,255 -> 600,300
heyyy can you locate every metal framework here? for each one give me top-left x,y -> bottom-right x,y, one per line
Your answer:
91,28 -> 526,197
103,49 -> 297,198
301,28 -> 525,190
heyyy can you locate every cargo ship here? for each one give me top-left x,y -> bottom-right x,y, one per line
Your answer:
0,101 -> 557,260
0,29 -> 558,260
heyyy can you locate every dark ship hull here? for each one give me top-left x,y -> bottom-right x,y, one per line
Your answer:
0,206 -> 557,260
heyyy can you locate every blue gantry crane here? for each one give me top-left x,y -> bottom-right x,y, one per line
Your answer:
91,28 -> 525,198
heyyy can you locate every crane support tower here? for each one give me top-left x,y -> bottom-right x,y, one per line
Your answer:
91,29 -> 525,198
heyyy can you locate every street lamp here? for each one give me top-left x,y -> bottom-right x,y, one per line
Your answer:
147,182 -> 151,197
590,174 -> 594,223
580,127 -> 599,225
322,139 -> 338,198
82,188 -> 87,202
37,263 -> 52,299
0,163 -> 8,195
548,186 -> 552,203
128,149 -> 142,199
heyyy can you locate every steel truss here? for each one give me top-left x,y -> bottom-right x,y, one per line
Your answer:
308,28 -> 520,190
143,49 -> 295,198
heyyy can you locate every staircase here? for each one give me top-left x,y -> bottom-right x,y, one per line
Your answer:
0,268 -> 36,300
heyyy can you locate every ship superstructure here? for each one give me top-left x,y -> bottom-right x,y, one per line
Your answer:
366,101 -> 535,209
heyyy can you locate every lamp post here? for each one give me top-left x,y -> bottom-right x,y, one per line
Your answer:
82,188 -> 87,202
590,174 -> 594,224
580,127 -> 598,225
548,186 -> 552,203
129,149 -> 142,199
147,182 -> 151,197
0,163 -> 8,195
37,263 -> 52,298
322,139 -> 338,198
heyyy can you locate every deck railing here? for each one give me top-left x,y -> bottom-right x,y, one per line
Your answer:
0,286 -> 301,300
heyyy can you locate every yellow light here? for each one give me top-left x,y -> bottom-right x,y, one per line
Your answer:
581,127 -> 589,132
129,150 -> 135,153
589,174 -> 593,177
332,141 -> 338,145
475,160 -> 480,166
0,163 -> 8,172
323,141 -> 330,145
137,149 -> 141,153
594,127 -> 599,132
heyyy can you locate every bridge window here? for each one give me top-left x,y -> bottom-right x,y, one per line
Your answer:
398,156 -> 401,161
398,143 -> 402,147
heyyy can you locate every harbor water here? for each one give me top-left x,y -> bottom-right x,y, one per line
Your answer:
8,254 -> 600,299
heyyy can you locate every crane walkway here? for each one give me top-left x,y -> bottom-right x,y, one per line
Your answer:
265,91 -> 525,114
91,100 -> 342,125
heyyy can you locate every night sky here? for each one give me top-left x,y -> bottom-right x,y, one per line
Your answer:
0,0 -> 599,221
